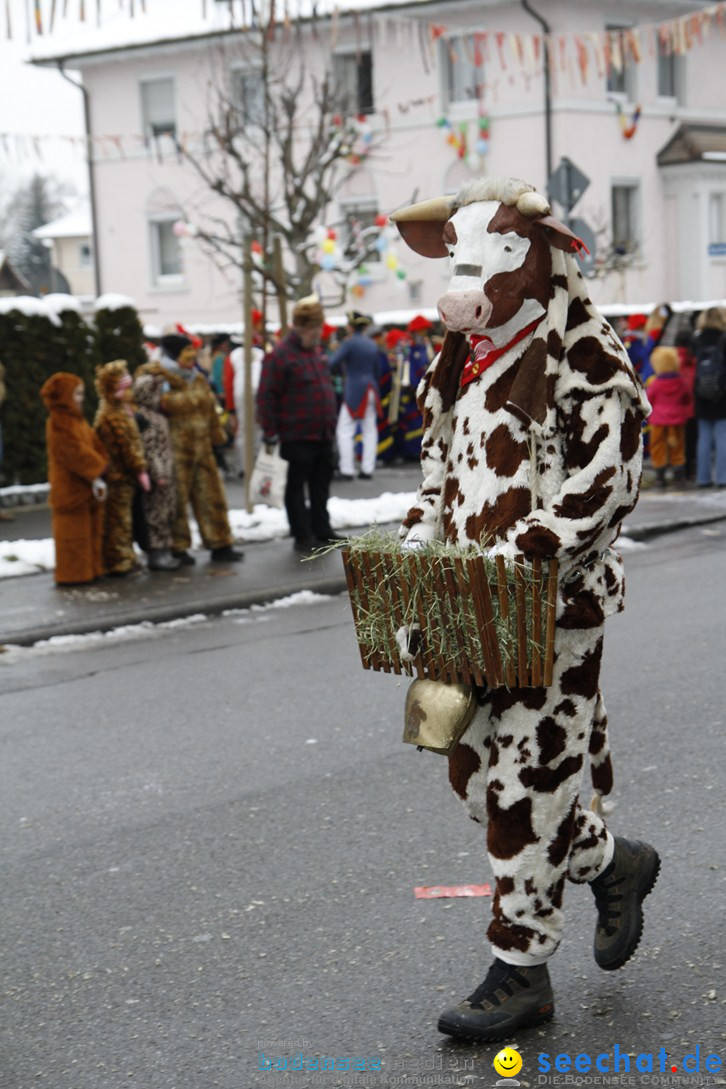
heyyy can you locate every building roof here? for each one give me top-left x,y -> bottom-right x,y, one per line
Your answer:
28,0 -> 443,66
657,124 -> 726,166
32,205 -> 92,241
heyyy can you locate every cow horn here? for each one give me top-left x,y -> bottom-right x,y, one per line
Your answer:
390,196 -> 453,223
516,191 -> 551,217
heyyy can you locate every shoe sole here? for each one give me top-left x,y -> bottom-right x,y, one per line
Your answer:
437,1006 -> 554,1043
597,848 -> 661,972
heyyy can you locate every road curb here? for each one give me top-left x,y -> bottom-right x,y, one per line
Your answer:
623,510 -> 726,541
1,573 -> 350,648
4,510 -> 726,647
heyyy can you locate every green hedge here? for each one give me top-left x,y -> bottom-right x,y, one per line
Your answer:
0,301 -> 146,484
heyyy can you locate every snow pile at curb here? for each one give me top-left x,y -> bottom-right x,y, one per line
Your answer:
0,492 -> 416,578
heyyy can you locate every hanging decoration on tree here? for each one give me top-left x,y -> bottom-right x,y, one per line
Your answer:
615,101 -> 641,140
330,114 -> 375,167
312,214 -> 406,301
435,117 -> 468,160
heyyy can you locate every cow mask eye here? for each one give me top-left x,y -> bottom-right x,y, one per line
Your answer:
504,245 -> 513,253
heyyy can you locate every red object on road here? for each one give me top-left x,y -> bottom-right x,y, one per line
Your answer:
414,883 -> 492,899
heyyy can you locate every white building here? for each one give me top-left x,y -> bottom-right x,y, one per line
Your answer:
31,0 -> 726,328
32,203 -> 95,298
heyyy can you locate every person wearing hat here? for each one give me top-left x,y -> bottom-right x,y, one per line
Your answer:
137,334 -> 244,565
256,296 -> 338,552
328,311 -> 381,481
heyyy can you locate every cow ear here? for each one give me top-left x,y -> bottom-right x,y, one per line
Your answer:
533,214 -> 590,256
394,220 -> 449,258
390,196 -> 453,259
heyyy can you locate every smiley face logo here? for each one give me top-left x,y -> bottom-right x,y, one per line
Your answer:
493,1047 -> 523,1079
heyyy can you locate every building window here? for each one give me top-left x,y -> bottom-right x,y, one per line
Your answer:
339,200 -> 381,263
141,77 -> 177,141
79,242 -> 92,268
657,38 -> 682,100
605,26 -> 637,100
441,33 -> 483,107
709,193 -> 726,245
150,218 -> 183,282
232,68 -> 265,128
333,51 -> 374,115
611,182 -> 639,255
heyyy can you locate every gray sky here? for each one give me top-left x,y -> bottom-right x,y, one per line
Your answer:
0,29 -> 86,200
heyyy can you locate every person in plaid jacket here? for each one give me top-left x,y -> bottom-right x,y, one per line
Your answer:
256,296 -> 338,552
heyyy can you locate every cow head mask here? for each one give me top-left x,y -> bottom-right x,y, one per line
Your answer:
391,178 -> 588,349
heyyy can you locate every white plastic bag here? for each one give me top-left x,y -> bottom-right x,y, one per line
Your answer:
248,445 -> 288,509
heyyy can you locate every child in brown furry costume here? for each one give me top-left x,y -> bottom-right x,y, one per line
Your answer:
40,373 -> 108,585
94,360 -> 150,575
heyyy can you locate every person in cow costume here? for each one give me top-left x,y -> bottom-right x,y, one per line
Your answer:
391,178 -> 659,1041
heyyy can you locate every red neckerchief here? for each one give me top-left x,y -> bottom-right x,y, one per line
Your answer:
460,317 -> 543,388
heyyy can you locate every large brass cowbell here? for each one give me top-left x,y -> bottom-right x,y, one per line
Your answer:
403,679 -> 477,756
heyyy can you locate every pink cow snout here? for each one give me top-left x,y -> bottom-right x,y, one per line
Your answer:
437,289 -> 492,333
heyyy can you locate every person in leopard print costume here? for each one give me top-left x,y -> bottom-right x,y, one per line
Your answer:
391,177 -> 660,1042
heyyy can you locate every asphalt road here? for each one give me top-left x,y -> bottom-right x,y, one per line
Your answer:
1,524 -> 725,1089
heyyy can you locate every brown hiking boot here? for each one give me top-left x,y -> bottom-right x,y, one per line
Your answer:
437,958 -> 554,1042
590,836 -> 660,971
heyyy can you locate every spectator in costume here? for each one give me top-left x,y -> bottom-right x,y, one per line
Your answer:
329,311 -> 381,481
138,334 -> 244,565
133,371 -> 181,570
377,328 -> 408,465
398,314 -> 434,460
94,360 -> 150,577
40,372 -> 108,586
647,346 -> 692,489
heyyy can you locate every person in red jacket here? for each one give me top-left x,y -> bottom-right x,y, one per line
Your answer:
647,346 -> 693,488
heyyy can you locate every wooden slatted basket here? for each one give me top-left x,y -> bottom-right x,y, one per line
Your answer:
341,536 -> 558,689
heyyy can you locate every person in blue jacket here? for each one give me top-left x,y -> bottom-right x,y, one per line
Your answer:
329,311 -> 381,480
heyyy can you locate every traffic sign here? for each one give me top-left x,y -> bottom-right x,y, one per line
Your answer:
548,158 -> 590,212
569,217 -> 597,277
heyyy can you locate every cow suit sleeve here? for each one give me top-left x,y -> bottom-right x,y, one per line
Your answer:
492,386 -> 645,566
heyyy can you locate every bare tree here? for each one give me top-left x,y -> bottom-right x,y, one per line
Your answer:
0,174 -> 76,295
178,23 -> 390,311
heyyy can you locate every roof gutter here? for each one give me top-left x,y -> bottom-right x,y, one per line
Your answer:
56,64 -> 101,298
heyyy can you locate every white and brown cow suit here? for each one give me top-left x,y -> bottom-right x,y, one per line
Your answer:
392,177 -> 660,1041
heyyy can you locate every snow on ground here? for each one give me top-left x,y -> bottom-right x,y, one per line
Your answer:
0,538 -> 56,577
0,591 -> 335,659
222,590 -> 333,618
0,492 -> 416,579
